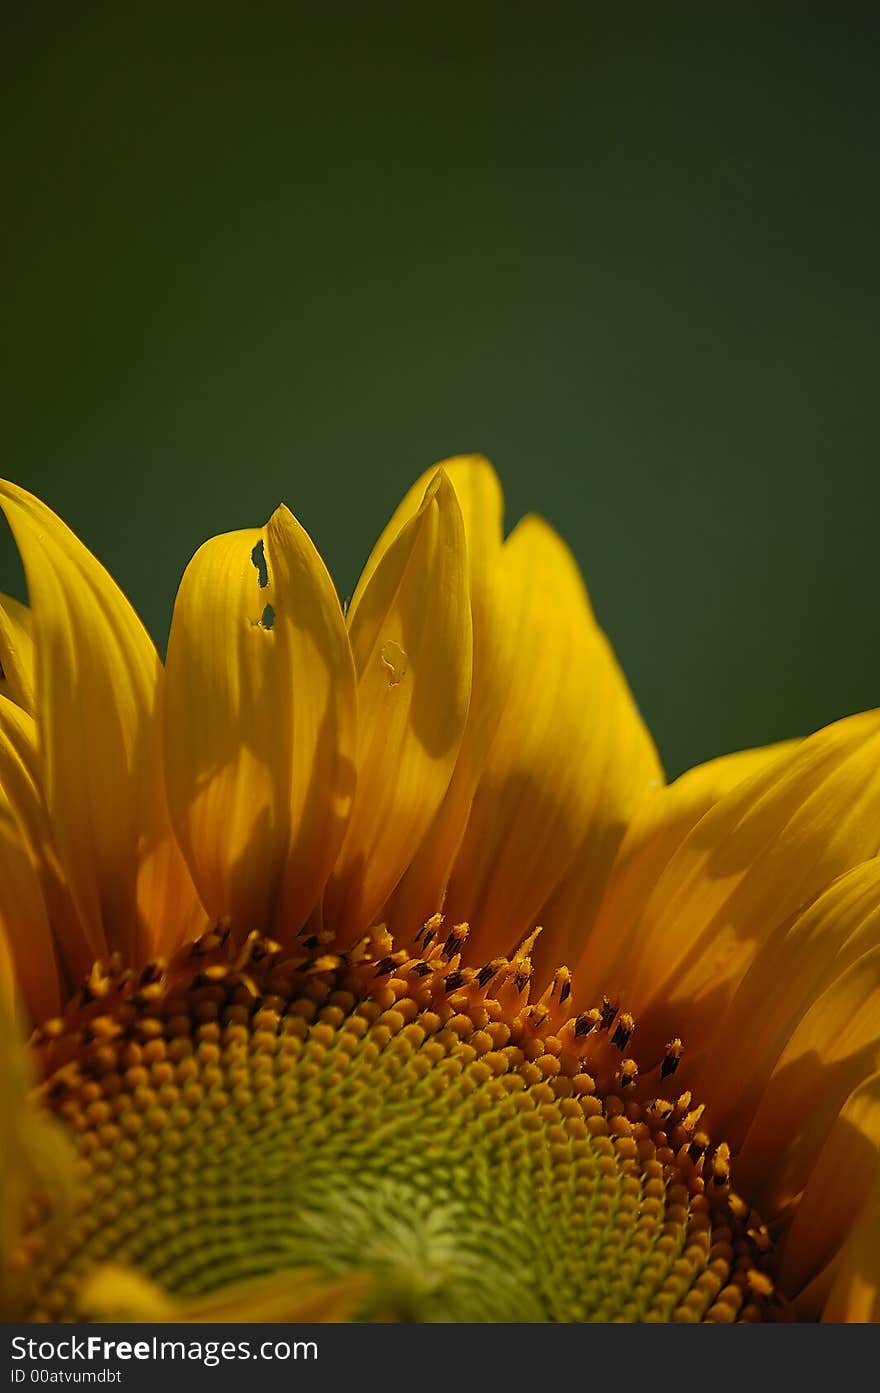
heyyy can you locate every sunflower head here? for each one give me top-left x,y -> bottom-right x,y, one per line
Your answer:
1,458 -> 879,1322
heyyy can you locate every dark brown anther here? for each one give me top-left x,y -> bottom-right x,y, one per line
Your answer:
444,930 -> 465,958
476,965 -> 497,989
558,978 -> 572,1005
660,1039 -> 683,1079
300,935 -> 320,950
688,1138 -> 708,1164
444,970 -> 464,992
138,961 -> 164,986
412,962 -> 433,977
647,1098 -> 674,1121
373,956 -> 397,978
611,1014 -> 634,1051
599,998 -> 618,1030
414,917 -> 443,946
574,1012 -> 596,1038
513,970 -> 531,993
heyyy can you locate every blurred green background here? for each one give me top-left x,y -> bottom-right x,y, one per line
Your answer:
2,3 -> 878,778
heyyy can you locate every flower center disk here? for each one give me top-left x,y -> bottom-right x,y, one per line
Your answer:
22,928 -> 773,1322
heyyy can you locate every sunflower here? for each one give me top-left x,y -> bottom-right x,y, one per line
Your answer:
1,457 -> 879,1324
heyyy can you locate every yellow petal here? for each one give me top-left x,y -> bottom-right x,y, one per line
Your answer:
76,1264 -> 175,1321
0,693 -> 92,992
0,594 -> 34,713
604,709 -> 880,1067
324,470 -> 472,940
822,1173 -> 880,1322
696,858 -> 880,1147
571,739 -> 798,1004
442,515 -> 660,964
385,458 -> 506,935
347,454 -> 498,622
164,526 -> 279,928
781,1070 -> 880,1310
0,691 -> 88,1019
177,1268 -> 368,1322
268,505 -> 358,932
78,1263 -> 368,1322
164,509 -> 356,934
737,942 -> 880,1217
530,646 -> 667,986
0,479 -> 203,964
0,922 -> 12,1010
0,792 -> 59,1023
